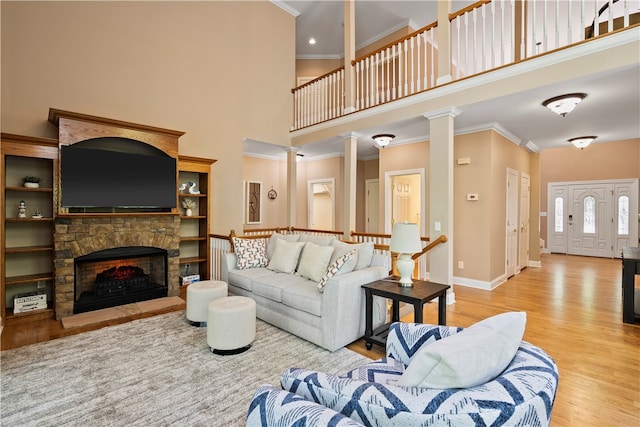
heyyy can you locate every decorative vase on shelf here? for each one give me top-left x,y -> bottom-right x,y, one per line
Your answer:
185,208 -> 193,217
24,182 -> 40,188
23,176 -> 41,188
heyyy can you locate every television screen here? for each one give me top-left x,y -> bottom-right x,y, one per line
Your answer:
61,145 -> 177,209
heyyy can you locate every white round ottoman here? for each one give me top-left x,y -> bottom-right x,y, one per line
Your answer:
186,280 -> 228,327
207,296 -> 256,355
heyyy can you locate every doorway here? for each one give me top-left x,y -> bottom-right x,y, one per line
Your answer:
506,169 -> 519,277
547,179 -> 639,257
308,178 -> 335,230
365,179 -> 379,233
384,169 -> 425,233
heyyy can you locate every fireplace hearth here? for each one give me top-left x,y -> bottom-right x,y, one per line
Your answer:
73,246 -> 169,314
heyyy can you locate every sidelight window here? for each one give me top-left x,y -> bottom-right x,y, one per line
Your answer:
583,196 -> 596,234
554,197 -> 563,232
618,196 -> 629,235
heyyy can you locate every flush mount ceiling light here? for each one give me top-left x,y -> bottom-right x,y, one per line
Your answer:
296,153 -> 304,161
568,135 -> 597,149
308,37 -> 316,45
542,93 -> 587,117
372,134 -> 395,149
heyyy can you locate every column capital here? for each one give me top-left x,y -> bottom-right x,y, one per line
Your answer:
423,107 -> 462,121
283,146 -> 300,153
339,131 -> 362,140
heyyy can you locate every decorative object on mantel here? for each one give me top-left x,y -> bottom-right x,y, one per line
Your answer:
18,200 -> 26,218
23,176 -> 41,188
188,181 -> 200,194
31,209 -> 42,219
267,187 -> 277,200
178,183 -> 187,193
181,198 -> 196,216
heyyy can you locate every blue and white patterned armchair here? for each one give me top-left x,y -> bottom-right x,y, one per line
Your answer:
277,322 -> 559,427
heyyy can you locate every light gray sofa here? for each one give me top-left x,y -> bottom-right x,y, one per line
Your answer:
221,233 -> 388,352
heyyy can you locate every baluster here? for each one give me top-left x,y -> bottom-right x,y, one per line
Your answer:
481,5 -> 486,72
385,47 -> 391,102
410,36 -> 415,94
355,61 -> 361,111
472,7 -> 477,74
338,69 -> 344,115
500,0 -> 506,66
510,0 -> 515,64
371,54 -> 376,106
455,18 -> 460,79
403,39 -> 409,96
607,0 -> 614,33
624,0 -> 629,27
392,44 -> 397,99
543,0 -> 548,52
375,52 -> 380,105
554,0 -> 560,50
430,28 -> 435,87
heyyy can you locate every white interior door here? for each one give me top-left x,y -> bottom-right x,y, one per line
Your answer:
519,173 -> 530,269
365,179 -> 379,233
506,169 -> 518,277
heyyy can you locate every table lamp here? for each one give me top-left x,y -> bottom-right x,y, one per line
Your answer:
389,222 -> 422,287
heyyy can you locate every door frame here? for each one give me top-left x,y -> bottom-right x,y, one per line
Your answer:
384,168 -> 426,234
307,178 -> 335,230
365,178 -> 379,233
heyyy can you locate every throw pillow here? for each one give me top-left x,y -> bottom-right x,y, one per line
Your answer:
232,237 -> 268,270
398,311 -> 526,389
267,232 -> 301,260
267,239 -> 305,274
330,240 -> 374,271
298,234 -> 336,246
317,249 -> 358,292
296,242 -> 335,282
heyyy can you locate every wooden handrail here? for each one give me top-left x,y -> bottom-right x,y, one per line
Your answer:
350,230 -> 430,243
351,21 -> 438,65
412,234 -> 448,260
291,66 -> 345,93
448,0 -> 491,21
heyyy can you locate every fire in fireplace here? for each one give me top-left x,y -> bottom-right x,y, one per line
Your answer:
74,247 -> 168,314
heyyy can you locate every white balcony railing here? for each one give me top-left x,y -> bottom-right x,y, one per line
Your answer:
291,0 -> 639,131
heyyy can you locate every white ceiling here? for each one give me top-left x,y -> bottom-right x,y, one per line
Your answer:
245,1 -> 640,160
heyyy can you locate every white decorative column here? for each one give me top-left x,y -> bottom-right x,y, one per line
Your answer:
340,132 -> 359,239
436,0 -> 453,85
285,147 -> 298,228
424,107 -> 461,304
343,0 -> 356,113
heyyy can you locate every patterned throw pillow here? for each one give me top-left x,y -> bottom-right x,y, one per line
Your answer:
232,237 -> 268,270
317,249 -> 357,292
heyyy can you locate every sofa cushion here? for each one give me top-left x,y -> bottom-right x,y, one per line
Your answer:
267,240 -> 305,274
232,237 -> 268,270
298,234 -> 336,246
331,240 -> 374,271
296,242 -> 335,282
252,272 -> 310,302
267,232 -> 300,259
317,249 -> 358,292
282,280 -> 323,316
399,311 -> 526,389
228,267 -> 274,292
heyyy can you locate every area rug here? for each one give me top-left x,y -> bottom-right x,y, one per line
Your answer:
0,311 -> 372,426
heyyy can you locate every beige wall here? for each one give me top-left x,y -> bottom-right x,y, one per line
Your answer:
539,138 -> 640,244
1,1 -> 296,235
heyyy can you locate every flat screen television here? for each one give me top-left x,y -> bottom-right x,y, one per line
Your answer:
61,143 -> 177,210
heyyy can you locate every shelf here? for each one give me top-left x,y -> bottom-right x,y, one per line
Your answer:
180,236 -> 207,242
4,308 -> 55,324
5,245 -> 54,254
5,217 -> 54,222
178,193 -> 206,198
5,273 -> 54,286
5,186 -> 53,192
180,215 -> 206,220
179,257 -> 207,264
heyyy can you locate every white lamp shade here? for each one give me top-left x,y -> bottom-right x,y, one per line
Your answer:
390,222 -> 422,254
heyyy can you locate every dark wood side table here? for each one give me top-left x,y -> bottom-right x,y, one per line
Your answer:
362,277 -> 450,350
621,247 -> 640,324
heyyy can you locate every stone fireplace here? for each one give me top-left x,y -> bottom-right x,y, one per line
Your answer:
54,215 -> 181,319
49,108 -> 185,320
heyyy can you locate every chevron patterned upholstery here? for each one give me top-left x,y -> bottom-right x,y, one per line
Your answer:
278,322 -> 559,427
247,384 -> 365,426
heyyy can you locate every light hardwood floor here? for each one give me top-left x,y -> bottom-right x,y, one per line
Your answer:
2,254 -> 638,426
347,253 -> 640,427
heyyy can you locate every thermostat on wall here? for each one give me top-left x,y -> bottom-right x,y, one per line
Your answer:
466,193 -> 479,201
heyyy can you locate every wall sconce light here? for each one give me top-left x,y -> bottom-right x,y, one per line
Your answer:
389,222 -> 422,287
542,93 -> 587,117
372,134 -> 395,149
568,135 -> 597,150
